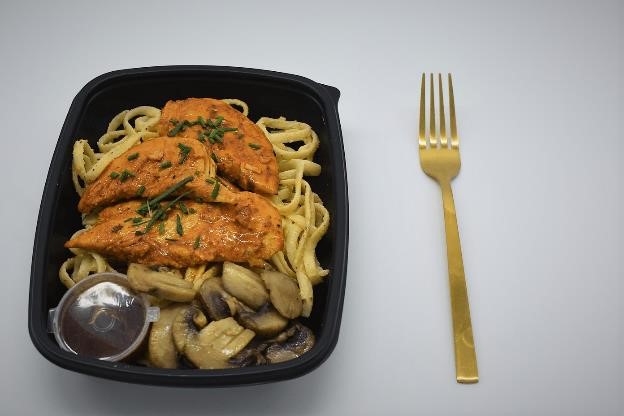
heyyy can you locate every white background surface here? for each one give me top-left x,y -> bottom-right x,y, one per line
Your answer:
1,0 -> 622,415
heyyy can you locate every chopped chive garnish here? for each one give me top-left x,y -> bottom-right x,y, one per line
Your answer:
158,222 -> 165,235
110,172 -> 120,179
119,169 -> 135,182
135,230 -> 144,236
168,120 -> 186,137
177,143 -> 192,164
136,185 -> 146,196
159,160 -> 172,170
132,217 -> 144,224
189,207 -> 196,214
248,143 -> 261,150
179,201 -> 189,214
137,176 -> 194,216
211,152 -> 219,163
195,197 -> 204,203
127,152 -> 139,161
211,180 -> 220,200
176,214 -> 183,236
205,177 -> 215,184
111,224 -> 123,233
193,235 -> 201,249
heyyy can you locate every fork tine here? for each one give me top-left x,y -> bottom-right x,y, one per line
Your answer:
419,73 -> 426,148
429,74 -> 438,148
438,74 -> 447,147
449,73 -> 459,148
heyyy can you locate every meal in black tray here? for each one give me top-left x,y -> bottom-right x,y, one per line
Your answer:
29,67 -> 348,386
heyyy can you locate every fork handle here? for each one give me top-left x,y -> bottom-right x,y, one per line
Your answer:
440,180 -> 479,383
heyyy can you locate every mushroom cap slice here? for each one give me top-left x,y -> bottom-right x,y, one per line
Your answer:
171,305 -> 202,353
229,347 -> 268,367
196,277 -> 233,321
237,303 -> 289,338
184,317 -> 256,369
222,262 -> 268,310
261,271 -> 303,319
265,323 -> 315,364
148,304 -> 187,369
127,263 -> 195,302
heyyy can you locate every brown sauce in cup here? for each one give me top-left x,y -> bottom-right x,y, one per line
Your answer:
58,282 -> 146,359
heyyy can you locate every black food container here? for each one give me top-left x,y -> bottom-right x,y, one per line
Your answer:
28,66 -> 348,386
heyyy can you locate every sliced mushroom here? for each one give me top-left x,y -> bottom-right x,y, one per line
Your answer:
229,346 -> 268,367
148,304 -> 186,369
127,263 -> 195,302
222,262 -> 268,309
192,309 -> 208,329
237,302 -> 289,338
171,305 -> 201,353
184,317 -> 256,369
265,323 -> 315,364
196,277 -> 235,321
261,271 -> 302,319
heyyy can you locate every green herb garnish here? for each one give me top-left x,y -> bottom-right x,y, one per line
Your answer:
178,201 -> 189,214
248,143 -> 261,150
177,143 -> 192,164
119,169 -> 135,182
110,172 -> 120,179
210,152 -> 219,163
193,235 -> 201,249
168,120 -> 186,137
127,152 -> 139,161
189,207 -> 196,214
137,176 -> 194,216
159,160 -> 172,170
176,214 -> 183,236
211,180 -> 220,200
158,222 -> 165,235
136,185 -> 146,196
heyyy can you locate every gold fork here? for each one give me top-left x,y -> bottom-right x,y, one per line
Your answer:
419,73 -> 478,384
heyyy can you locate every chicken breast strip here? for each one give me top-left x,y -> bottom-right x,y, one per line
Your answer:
157,98 -> 279,195
78,137 -> 237,213
66,196 -> 283,268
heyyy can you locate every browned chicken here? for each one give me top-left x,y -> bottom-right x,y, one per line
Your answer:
65,196 -> 283,268
157,98 -> 279,195
78,137 -> 238,213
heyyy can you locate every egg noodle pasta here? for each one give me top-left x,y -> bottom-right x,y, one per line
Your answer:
257,116 -> 330,317
61,102 -> 330,319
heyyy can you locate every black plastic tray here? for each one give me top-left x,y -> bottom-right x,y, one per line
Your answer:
28,66 -> 348,387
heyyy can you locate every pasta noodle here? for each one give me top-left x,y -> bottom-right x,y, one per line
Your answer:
71,106 -> 161,196
257,116 -> 330,317
61,102 -> 330,319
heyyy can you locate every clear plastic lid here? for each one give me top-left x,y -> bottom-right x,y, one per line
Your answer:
48,272 -> 159,361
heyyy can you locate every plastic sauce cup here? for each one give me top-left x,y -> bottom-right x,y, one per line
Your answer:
48,272 -> 159,361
